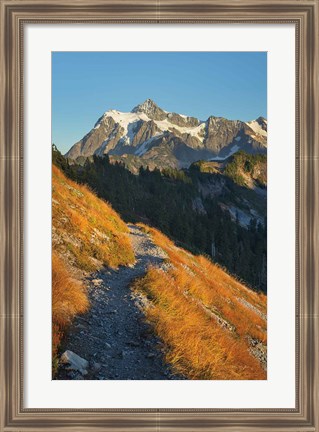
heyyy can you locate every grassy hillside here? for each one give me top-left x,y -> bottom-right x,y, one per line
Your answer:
191,152 -> 267,189
52,165 -> 135,366
133,225 -> 267,380
52,164 -> 135,271
190,160 -> 223,175
224,151 -> 267,188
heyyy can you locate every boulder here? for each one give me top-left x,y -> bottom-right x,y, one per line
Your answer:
60,350 -> 89,375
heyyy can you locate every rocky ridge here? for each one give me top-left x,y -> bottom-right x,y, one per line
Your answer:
66,99 -> 267,169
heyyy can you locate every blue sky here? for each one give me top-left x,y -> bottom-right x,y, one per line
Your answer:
52,52 -> 267,154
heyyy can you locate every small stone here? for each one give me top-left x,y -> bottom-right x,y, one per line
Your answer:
118,350 -> 130,359
67,370 -> 77,379
92,278 -> 103,286
146,353 -> 156,359
92,362 -> 101,372
76,375 -> 85,380
127,341 -> 140,347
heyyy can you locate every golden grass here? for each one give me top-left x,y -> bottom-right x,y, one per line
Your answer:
52,165 -> 135,272
52,252 -> 89,370
52,165 -> 135,372
133,224 -> 267,380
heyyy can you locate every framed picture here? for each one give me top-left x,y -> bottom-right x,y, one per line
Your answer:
1,0 -> 318,430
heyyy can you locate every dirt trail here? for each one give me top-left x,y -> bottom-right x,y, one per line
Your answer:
57,225 -> 183,380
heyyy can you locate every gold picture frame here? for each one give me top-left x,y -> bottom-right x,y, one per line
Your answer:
0,0 -> 318,430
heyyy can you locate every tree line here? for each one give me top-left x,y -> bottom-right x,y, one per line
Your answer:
52,145 -> 267,292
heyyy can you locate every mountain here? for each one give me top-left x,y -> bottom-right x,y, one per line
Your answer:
65,99 -> 267,169
52,162 -> 267,380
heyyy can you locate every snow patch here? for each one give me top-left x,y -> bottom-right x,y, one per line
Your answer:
134,134 -> 163,156
105,110 -> 150,129
100,110 -> 151,144
209,145 -> 240,161
126,122 -> 139,143
154,119 -> 206,143
246,120 -> 267,137
94,126 -> 121,155
97,108 -> 206,149
231,144 -> 240,152
94,139 -> 109,156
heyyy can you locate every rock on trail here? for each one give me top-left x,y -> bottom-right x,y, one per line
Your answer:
57,225 -> 183,380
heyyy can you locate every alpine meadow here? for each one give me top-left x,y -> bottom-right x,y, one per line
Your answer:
52,52 -> 267,380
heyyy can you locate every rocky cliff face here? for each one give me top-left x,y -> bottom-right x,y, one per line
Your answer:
66,99 -> 267,169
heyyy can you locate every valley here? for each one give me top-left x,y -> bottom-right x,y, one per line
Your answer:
53,99 -> 267,381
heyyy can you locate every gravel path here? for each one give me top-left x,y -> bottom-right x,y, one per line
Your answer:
57,225 -> 183,380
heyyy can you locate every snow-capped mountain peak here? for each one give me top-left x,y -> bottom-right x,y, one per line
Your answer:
131,98 -> 167,120
132,98 -> 158,112
66,100 -> 267,169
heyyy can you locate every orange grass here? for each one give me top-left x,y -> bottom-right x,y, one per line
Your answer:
52,165 -> 135,272
133,224 -> 267,380
52,165 -> 135,371
52,252 -> 89,370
